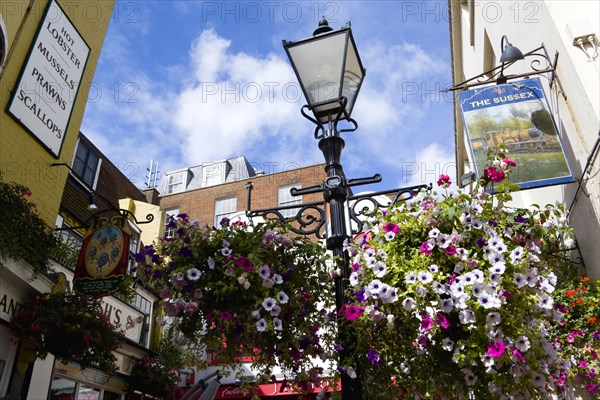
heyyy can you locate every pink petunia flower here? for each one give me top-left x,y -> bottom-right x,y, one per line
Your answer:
436,313 -> 451,329
487,341 -> 506,358
420,241 -> 433,255
344,304 -> 363,321
383,222 -> 399,234
421,316 -> 434,331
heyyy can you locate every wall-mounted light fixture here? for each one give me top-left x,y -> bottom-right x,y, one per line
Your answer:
444,37 -> 564,96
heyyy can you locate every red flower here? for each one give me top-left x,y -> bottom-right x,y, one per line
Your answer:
502,157 -> 517,167
436,174 -> 451,188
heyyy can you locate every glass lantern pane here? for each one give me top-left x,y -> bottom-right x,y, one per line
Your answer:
286,31 -> 347,106
342,37 -> 364,115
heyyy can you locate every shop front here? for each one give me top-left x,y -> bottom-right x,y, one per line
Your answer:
49,361 -> 128,400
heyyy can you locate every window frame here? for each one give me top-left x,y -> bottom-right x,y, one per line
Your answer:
165,170 -> 188,194
214,196 -> 237,226
164,208 -> 180,238
71,138 -> 101,190
278,183 -> 302,218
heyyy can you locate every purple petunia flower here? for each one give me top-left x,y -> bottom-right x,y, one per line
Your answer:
234,256 -> 254,271
367,349 -> 382,366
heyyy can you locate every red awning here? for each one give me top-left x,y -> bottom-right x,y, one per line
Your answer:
210,381 -> 336,399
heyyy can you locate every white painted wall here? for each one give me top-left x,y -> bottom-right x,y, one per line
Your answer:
450,0 -> 600,278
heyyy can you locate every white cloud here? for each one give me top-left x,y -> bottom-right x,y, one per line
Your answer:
398,142 -> 456,187
173,28 -> 312,166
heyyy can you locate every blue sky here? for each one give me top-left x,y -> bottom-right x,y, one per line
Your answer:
81,1 -> 456,192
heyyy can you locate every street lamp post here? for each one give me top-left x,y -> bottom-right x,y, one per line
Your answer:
283,19 -> 367,399
247,18 -> 430,400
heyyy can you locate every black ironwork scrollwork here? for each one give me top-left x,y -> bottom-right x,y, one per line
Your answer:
246,201 -> 327,239
55,209 -> 154,232
246,184 -> 431,240
348,184 -> 432,234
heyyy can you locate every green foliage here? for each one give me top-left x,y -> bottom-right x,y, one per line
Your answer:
128,334 -> 184,399
9,292 -> 123,373
550,275 -> 600,393
0,173 -> 59,274
340,146 -> 594,399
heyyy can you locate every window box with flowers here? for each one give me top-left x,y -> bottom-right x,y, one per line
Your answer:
9,292 -> 123,374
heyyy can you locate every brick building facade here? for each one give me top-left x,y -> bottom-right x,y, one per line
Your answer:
157,162 -> 327,231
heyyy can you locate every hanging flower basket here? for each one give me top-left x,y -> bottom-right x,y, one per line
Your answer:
137,219 -> 335,387
340,147 -> 598,399
9,292 -> 123,374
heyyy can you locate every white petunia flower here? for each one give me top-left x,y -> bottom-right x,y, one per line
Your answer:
538,294 -> 554,309
442,338 -> 454,351
437,234 -> 451,248
187,268 -> 201,281
417,271 -> 433,284
441,298 -> 454,313
515,336 -> 530,352
270,305 -> 281,317
510,246 -> 524,264
273,318 -> 283,331
402,297 -> 416,311
525,269 -> 539,287
367,279 -> 383,294
432,281 -> 447,294
258,265 -> 271,280
462,368 -> 477,386
428,228 -> 440,238
262,279 -> 275,288
277,291 -> 289,304
373,261 -> 387,278
349,271 -> 360,286
405,272 -> 417,284
459,310 -> 476,324
486,312 -> 501,325
262,297 -> 276,311
256,318 -> 267,332
478,292 -> 501,309
462,272 -> 475,286
386,314 -> 395,330
514,273 -> 526,288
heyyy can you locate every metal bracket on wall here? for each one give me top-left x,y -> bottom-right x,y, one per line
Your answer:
444,43 -> 566,100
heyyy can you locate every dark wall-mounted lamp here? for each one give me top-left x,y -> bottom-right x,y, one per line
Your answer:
498,35 -> 525,84
87,192 -> 99,211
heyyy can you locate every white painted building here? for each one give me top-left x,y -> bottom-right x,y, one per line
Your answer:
449,0 -> 600,278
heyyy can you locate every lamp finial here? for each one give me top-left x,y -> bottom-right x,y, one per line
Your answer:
313,17 -> 333,36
